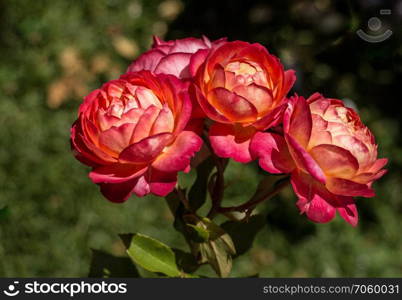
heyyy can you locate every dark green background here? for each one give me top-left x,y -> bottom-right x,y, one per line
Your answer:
0,0 -> 401,277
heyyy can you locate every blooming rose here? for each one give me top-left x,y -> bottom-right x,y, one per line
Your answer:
70,71 -> 202,202
191,41 -> 296,162
251,93 -> 387,226
127,36 -> 225,80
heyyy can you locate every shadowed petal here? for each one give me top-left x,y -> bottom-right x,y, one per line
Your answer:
334,196 -> 358,226
89,163 -> 147,184
209,123 -> 255,163
189,49 -> 210,77
149,168 -> 178,196
291,171 -> 336,224
192,85 -> 230,123
250,132 -> 295,174
99,176 -> 142,203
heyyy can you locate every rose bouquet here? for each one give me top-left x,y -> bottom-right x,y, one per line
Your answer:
71,36 -> 387,277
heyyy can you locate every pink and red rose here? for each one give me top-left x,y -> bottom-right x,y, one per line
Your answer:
251,93 -> 387,225
127,36 -> 225,80
191,41 -> 296,163
71,35 -> 387,227
71,70 -> 202,202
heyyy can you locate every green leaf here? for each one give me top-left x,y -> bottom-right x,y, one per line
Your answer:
197,218 -> 236,277
126,233 -> 181,277
88,249 -> 140,278
221,214 -> 265,256
188,157 -> 214,211
200,239 -> 233,278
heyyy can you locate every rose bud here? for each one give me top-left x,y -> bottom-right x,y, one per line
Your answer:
191,41 -> 296,163
127,36 -> 225,80
250,93 -> 387,226
70,71 -> 203,203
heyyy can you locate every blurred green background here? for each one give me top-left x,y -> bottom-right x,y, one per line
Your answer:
0,0 -> 401,277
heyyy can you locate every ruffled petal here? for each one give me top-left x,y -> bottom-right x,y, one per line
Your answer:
98,123 -> 136,154
208,87 -> 258,123
291,171 -> 336,224
131,105 -> 160,143
119,133 -> 173,164
326,177 -> 375,198
155,52 -> 193,79
287,96 -> 312,147
232,83 -> 273,115
209,123 -> 255,163
148,168 -> 177,196
250,132 -> 295,174
152,131 -> 203,172
309,144 -> 359,178
189,49 -> 210,77
126,49 -> 165,73
334,196 -> 358,226
285,134 -> 326,184
89,163 -> 147,184
192,85 -> 230,123
99,176 -> 142,203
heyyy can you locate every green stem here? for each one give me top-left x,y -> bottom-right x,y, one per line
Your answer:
218,177 -> 290,213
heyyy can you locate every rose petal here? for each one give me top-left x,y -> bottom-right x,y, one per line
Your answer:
192,85 -> 230,123
131,105 -> 160,143
369,158 -> 388,173
155,52 -> 193,79
189,49 -> 210,77
309,144 -> 359,178
99,123 -> 136,154
251,104 -> 285,130
151,105 -> 174,135
148,168 -> 177,196
334,196 -> 358,226
333,135 -> 371,167
209,64 -> 226,89
132,175 -> 151,197
285,134 -> 326,184
169,37 -> 208,53
291,171 -> 336,224
326,177 -> 375,198
287,96 -> 312,147
233,84 -> 273,115
135,87 -> 162,110
209,123 -> 255,163
126,49 -> 165,73
119,133 -> 173,164
152,131 -> 203,172
282,70 -> 296,98
208,87 -> 258,123
250,132 -> 295,174
89,163 -> 147,184
99,176 -> 141,203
